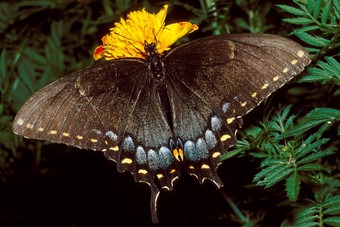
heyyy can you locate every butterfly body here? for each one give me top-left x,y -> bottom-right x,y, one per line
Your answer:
13,34 -> 311,223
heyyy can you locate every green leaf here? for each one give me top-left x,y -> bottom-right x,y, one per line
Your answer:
300,66 -> 338,84
0,49 -> 6,81
323,217 -> 340,226
296,206 -> 319,218
323,206 -> 340,215
283,17 -> 314,24
23,48 -> 46,66
38,66 -> 52,89
221,147 -> 245,160
278,119 -> 325,138
297,163 -> 323,171
313,0 -> 322,18
295,31 -> 329,47
307,57 -> 340,85
321,0 -> 332,23
277,4 -> 306,16
297,150 -> 335,165
17,59 -> 35,94
51,21 -> 62,46
278,108 -> 340,139
286,171 -> 300,201
324,195 -> 340,206
306,0 -> 314,13
261,165 -> 294,188
295,221 -> 319,226
295,137 -> 329,160
334,0 -> 340,20
254,164 -> 280,182
307,108 -> 340,120
16,1 -> 55,8
326,57 -> 340,73
293,25 -> 320,33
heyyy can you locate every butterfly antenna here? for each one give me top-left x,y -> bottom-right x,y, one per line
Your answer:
113,32 -> 146,57
128,40 -> 146,57
151,22 -> 165,44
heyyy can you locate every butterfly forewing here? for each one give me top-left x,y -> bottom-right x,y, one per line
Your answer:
165,33 -> 310,119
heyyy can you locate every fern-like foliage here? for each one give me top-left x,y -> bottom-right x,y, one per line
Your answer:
278,0 -> 340,86
222,106 -> 338,202
282,193 -> 340,226
299,56 -> 340,85
222,0 -> 340,225
277,0 -> 340,60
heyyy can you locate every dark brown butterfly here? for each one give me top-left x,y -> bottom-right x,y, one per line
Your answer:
12,33 -> 311,223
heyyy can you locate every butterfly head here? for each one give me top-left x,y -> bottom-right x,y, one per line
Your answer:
144,42 -> 158,56
93,5 -> 198,61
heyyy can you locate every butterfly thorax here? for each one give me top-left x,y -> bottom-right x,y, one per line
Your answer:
145,43 -> 165,79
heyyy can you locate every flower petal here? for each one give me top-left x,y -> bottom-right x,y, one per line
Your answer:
93,45 -> 104,60
157,22 -> 198,54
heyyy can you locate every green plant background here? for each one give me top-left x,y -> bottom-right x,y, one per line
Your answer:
0,0 -> 339,226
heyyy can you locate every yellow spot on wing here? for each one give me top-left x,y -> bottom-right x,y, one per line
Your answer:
78,86 -> 85,96
90,138 -> 98,143
261,84 -> 269,90
170,169 -> 176,173
39,128 -> 44,132
212,152 -> 221,158
50,130 -> 57,134
283,68 -> 289,73
138,169 -> 148,174
228,41 -> 235,59
102,148 -> 107,152
105,141 -> 108,145
76,135 -> 83,140
17,118 -> 24,126
241,101 -> 247,107
26,124 -> 33,129
189,165 -> 195,169
273,76 -> 279,81
252,92 -> 257,98
62,132 -> 69,137
291,59 -> 298,65
227,117 -> 235,124
297,50 -> 304,58
201,164 -> 210,169
220,134 -> 231,141
121,158 -> 132,164
157,174 -> 164,179
110,146 -> 119,151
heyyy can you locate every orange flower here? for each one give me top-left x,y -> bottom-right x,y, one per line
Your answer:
93,5 -> 198,60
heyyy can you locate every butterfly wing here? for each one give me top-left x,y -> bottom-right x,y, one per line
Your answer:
164,33 -> 311,184
12,58 -> 182,223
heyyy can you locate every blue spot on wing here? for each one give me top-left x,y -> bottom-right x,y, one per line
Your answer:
159,146 -> 174,169
136,146 -> 147,164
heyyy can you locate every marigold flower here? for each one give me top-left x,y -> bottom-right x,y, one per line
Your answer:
93,5 -> 198,60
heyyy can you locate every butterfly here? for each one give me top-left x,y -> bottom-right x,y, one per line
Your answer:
12,5 -> 311,224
